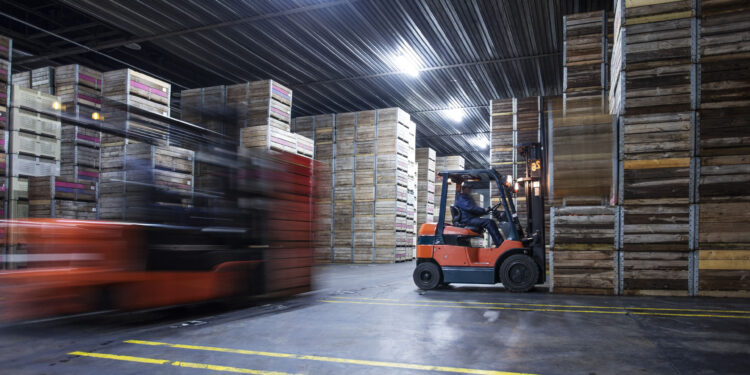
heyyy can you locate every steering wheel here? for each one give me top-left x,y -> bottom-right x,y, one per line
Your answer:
488,202 -> 502,213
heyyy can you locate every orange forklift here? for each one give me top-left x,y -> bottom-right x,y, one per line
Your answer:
413,143 -> 545,292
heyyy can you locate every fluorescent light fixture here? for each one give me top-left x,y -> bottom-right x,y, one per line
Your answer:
445,108 -> 464,122
394,48 -> 421,77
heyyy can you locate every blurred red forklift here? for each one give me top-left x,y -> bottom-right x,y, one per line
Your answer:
413,143 -> 546,292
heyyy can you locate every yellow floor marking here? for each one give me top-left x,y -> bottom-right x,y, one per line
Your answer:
172,361 -> 296,375
68,351 -> 170,365
320,299 -> 750,319
68,351 -> 297,375
125,340 -> 532,375
329,296 -> 750,314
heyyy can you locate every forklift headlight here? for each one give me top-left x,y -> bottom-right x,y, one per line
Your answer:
514,182 -> 519,193
506,175 -> 512,186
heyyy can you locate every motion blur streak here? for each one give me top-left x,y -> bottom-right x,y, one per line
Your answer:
0,150 -> 322,322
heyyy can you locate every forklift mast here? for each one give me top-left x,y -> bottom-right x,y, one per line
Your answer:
518,142 -> 546,281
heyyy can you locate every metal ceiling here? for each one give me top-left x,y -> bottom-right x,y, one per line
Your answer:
1,0 -> 610,168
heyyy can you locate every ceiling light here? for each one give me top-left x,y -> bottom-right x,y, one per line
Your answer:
394,54 -> 420,77
471,135 -> 489,149
445,108 -> 464,122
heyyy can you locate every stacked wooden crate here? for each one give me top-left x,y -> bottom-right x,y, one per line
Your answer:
552,10 -> 617,295
100,69 -> 194,220
11,67 -> 55,94
233,80 -> 310,157
333,112 -> 355,262
180,85 -> 233,136
7,87 -> 63,218
611,0 -> 696,296
489,98 -> 514,190
28,65 -> 103,219
402,120 -> 418,261
291,114 -> 335,261
434,155 -> 465,223
415,147 -> 436,231
0,35 -> 10,133
353,110 -> 375,263
697,0 -> 750,297
374,108 -> 413,262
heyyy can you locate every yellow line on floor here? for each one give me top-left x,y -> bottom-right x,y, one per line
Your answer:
68,351 -> 296,375
68,351 -> 169,365
124,340 -> 532,375
320,299 -> 750,319
329,296 -> 750,314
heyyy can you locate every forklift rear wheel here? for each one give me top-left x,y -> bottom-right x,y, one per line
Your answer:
413,262 -> 441,290
499,254 -> 539,292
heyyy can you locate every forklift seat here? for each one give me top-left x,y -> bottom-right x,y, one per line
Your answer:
449,206 -> 484,235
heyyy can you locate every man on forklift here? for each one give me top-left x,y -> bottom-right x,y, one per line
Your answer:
455,185 -> 503,247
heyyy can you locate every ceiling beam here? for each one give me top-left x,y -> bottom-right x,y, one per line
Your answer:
408,104 -> 489,114
14,0 -> 358,64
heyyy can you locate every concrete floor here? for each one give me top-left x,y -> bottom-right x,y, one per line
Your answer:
2,262 -> 750,374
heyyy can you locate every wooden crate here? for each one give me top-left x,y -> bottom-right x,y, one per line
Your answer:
8,131 -> 60,160
552,205 -> 616,295
295,133 -> 314,157
225,80 -> 292,129
55,64 -> 103,109
240,125 -> 296,153
29,176 -> 96,202
29,199 -> 97,219
11,71 -> 29,89
0,36 -> 10,61
103,69 -> 170,112
623,251 -> 689,296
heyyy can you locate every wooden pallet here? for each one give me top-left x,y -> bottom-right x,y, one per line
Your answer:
239,125 -> 297,154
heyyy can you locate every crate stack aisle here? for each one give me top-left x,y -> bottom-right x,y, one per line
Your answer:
99,68 -> 194,220
697,0 -> 750,297
434,155 -> 464,223
415,147 -> 436,231
551,10 -> 617,295
291,114 -> 335,261
28,65 -> 103,219
610,0 -> 697,296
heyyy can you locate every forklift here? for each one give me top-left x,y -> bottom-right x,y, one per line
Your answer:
413,143 -> 546,292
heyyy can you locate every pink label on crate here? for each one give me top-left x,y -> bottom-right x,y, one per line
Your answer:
0,46 -> 7,51
272,85 -> 291,98
77,134 -> 100,143
269,136 -> 295,148
270,107 -> 290,118
130,80 -> 168,98
78,170 -> 99,178
0,186 -> 5,192
150,87 -> 168,98
0,69 -> 6,75
0,93 -> 6,98
78,73 -> 102,86
56,181 -> 87,190
78,94 -> 102,105
0,117 -> 5,123
298,143 -> 313,151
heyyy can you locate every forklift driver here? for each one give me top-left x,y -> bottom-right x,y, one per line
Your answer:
455,185 -> 504,247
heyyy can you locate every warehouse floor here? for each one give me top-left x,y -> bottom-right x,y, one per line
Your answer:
2,262 -> 750,375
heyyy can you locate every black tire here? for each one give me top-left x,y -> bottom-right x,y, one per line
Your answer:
499,254 -> 539,292
413,262 -> 442,290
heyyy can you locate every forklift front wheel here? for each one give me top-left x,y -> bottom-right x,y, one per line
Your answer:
499,254 -> 539,292
413,262 -> 442,290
